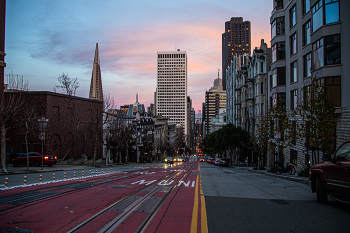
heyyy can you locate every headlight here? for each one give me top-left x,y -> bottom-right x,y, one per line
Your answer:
165,159 -> 167,162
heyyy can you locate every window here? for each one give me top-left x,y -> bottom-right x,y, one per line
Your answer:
290,5 -> 296,28
303,86 -> 311,109
260,62 -> 264,73
312,0 -> 323,32
303,53 -> 312,78
291,121 -> 297,144
261,82 -> 264,95
325,34 -> 341,65
313,38 -> 324,69
272,67 -> 286,87
325,0 -> 339,24
303,21 -> 311,46
272,16 -> 285,39
271,20 -> 276,39
303,0 -> 310,15
290,149 -> 298,165
323,76 -> 341,106
291,89 -> 298,110
290,33 -> 297,55
291,61 -> 298,83
273,93 -> 286,107
261,103 -> 264,115
272,42 -> 285,62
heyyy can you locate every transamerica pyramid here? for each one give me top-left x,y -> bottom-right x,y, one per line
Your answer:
89,43 -> 103,101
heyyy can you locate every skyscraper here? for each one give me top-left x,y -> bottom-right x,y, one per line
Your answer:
156,49 -> 188,139
89,43 -> 103,101
222,17 -> 251,90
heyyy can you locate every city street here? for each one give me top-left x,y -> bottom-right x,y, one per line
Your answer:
0,159 -> 349,232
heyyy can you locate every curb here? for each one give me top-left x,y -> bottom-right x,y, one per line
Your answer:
239,167 -> 310,185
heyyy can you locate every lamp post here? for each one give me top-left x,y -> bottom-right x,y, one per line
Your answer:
38,117 -> 48,170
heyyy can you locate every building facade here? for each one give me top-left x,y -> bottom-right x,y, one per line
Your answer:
268,0 -> 350,170
204,77 -> 226,135
156,50 -> 188,138
222,17 -> 251,90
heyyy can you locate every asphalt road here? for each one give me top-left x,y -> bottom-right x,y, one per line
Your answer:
200,162 -> 350,233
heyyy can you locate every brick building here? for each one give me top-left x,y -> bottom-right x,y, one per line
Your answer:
6,91 -> 103,160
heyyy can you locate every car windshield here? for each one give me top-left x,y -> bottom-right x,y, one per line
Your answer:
335,141 -> 350,161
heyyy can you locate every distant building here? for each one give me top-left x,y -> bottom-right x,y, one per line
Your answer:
210,108 -> 226,133
127,93 -> 145,116
156,50 -> 188,139
89,43 -> 103,101
204,73 -> 226,135
222,17 -> 251,90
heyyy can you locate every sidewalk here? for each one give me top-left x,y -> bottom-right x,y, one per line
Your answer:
237,166 -> 310,185
0,162 -> 159,176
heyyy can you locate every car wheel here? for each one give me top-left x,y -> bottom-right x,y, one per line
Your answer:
34,160 -> 40,167
275,166 -> 282,175
289,167 -> 296,175
316,176 -> 328,204
48,164 -> 53,167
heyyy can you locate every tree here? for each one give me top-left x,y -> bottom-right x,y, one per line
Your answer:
0,73 -> 29,173
298,76 -> 337,165
53,73 -> 79,96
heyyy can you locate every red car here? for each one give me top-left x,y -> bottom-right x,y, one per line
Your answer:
199,158 -> 205,162
12,152 -> 57,167
310,139 -> 350,204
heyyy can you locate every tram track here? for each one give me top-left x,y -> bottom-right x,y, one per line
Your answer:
0,165 -> 173,215
65,162 -> 197,233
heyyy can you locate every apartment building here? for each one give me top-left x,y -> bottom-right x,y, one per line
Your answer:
156,50 -> 188,139
268,0 -> 350,170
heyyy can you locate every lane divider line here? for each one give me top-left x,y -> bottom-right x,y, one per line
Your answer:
200,176 -> 208,233
191,175 -> 199,233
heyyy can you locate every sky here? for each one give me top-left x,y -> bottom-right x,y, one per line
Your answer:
5,0 -> 272,112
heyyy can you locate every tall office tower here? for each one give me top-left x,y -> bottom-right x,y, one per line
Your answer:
156,49 -> 188,139
89,43 -> 103,101
204,75 -> 226,135
222,17 -> 251,90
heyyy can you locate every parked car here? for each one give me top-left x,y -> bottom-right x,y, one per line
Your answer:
12,152 -> 57,167
208,158 -> 215,164
310,139 -> 350,204
213,158 -> 221,165
218,158 -> 230,166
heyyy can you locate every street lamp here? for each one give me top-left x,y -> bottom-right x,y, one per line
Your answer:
38,117 -> 48,170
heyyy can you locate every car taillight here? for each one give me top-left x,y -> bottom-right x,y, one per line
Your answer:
44,156 -> 49,160
55,157 -> 57,160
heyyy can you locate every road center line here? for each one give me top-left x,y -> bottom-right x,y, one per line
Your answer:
191,175 -> 199,233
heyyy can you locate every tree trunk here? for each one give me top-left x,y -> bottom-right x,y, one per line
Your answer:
1,123 -> 7,173
93,133 -> 98,166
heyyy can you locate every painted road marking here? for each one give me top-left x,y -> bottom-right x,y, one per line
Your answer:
191,175 -> 199,233
131,179 -> 196,187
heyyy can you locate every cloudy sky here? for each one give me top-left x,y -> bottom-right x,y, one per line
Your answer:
5,0 -> 272,112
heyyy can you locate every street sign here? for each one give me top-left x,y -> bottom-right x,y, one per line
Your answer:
39,132 -> 45,140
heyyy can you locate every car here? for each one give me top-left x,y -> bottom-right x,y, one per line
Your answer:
199,158 -> 205,162
165,157 -> 173,164
213,158 -> 221,165
182,158 -> 186,162
310,139 -> 350,204
12,152 -> 57,167
218,158 -> 230,166
207,158 -> 215,164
